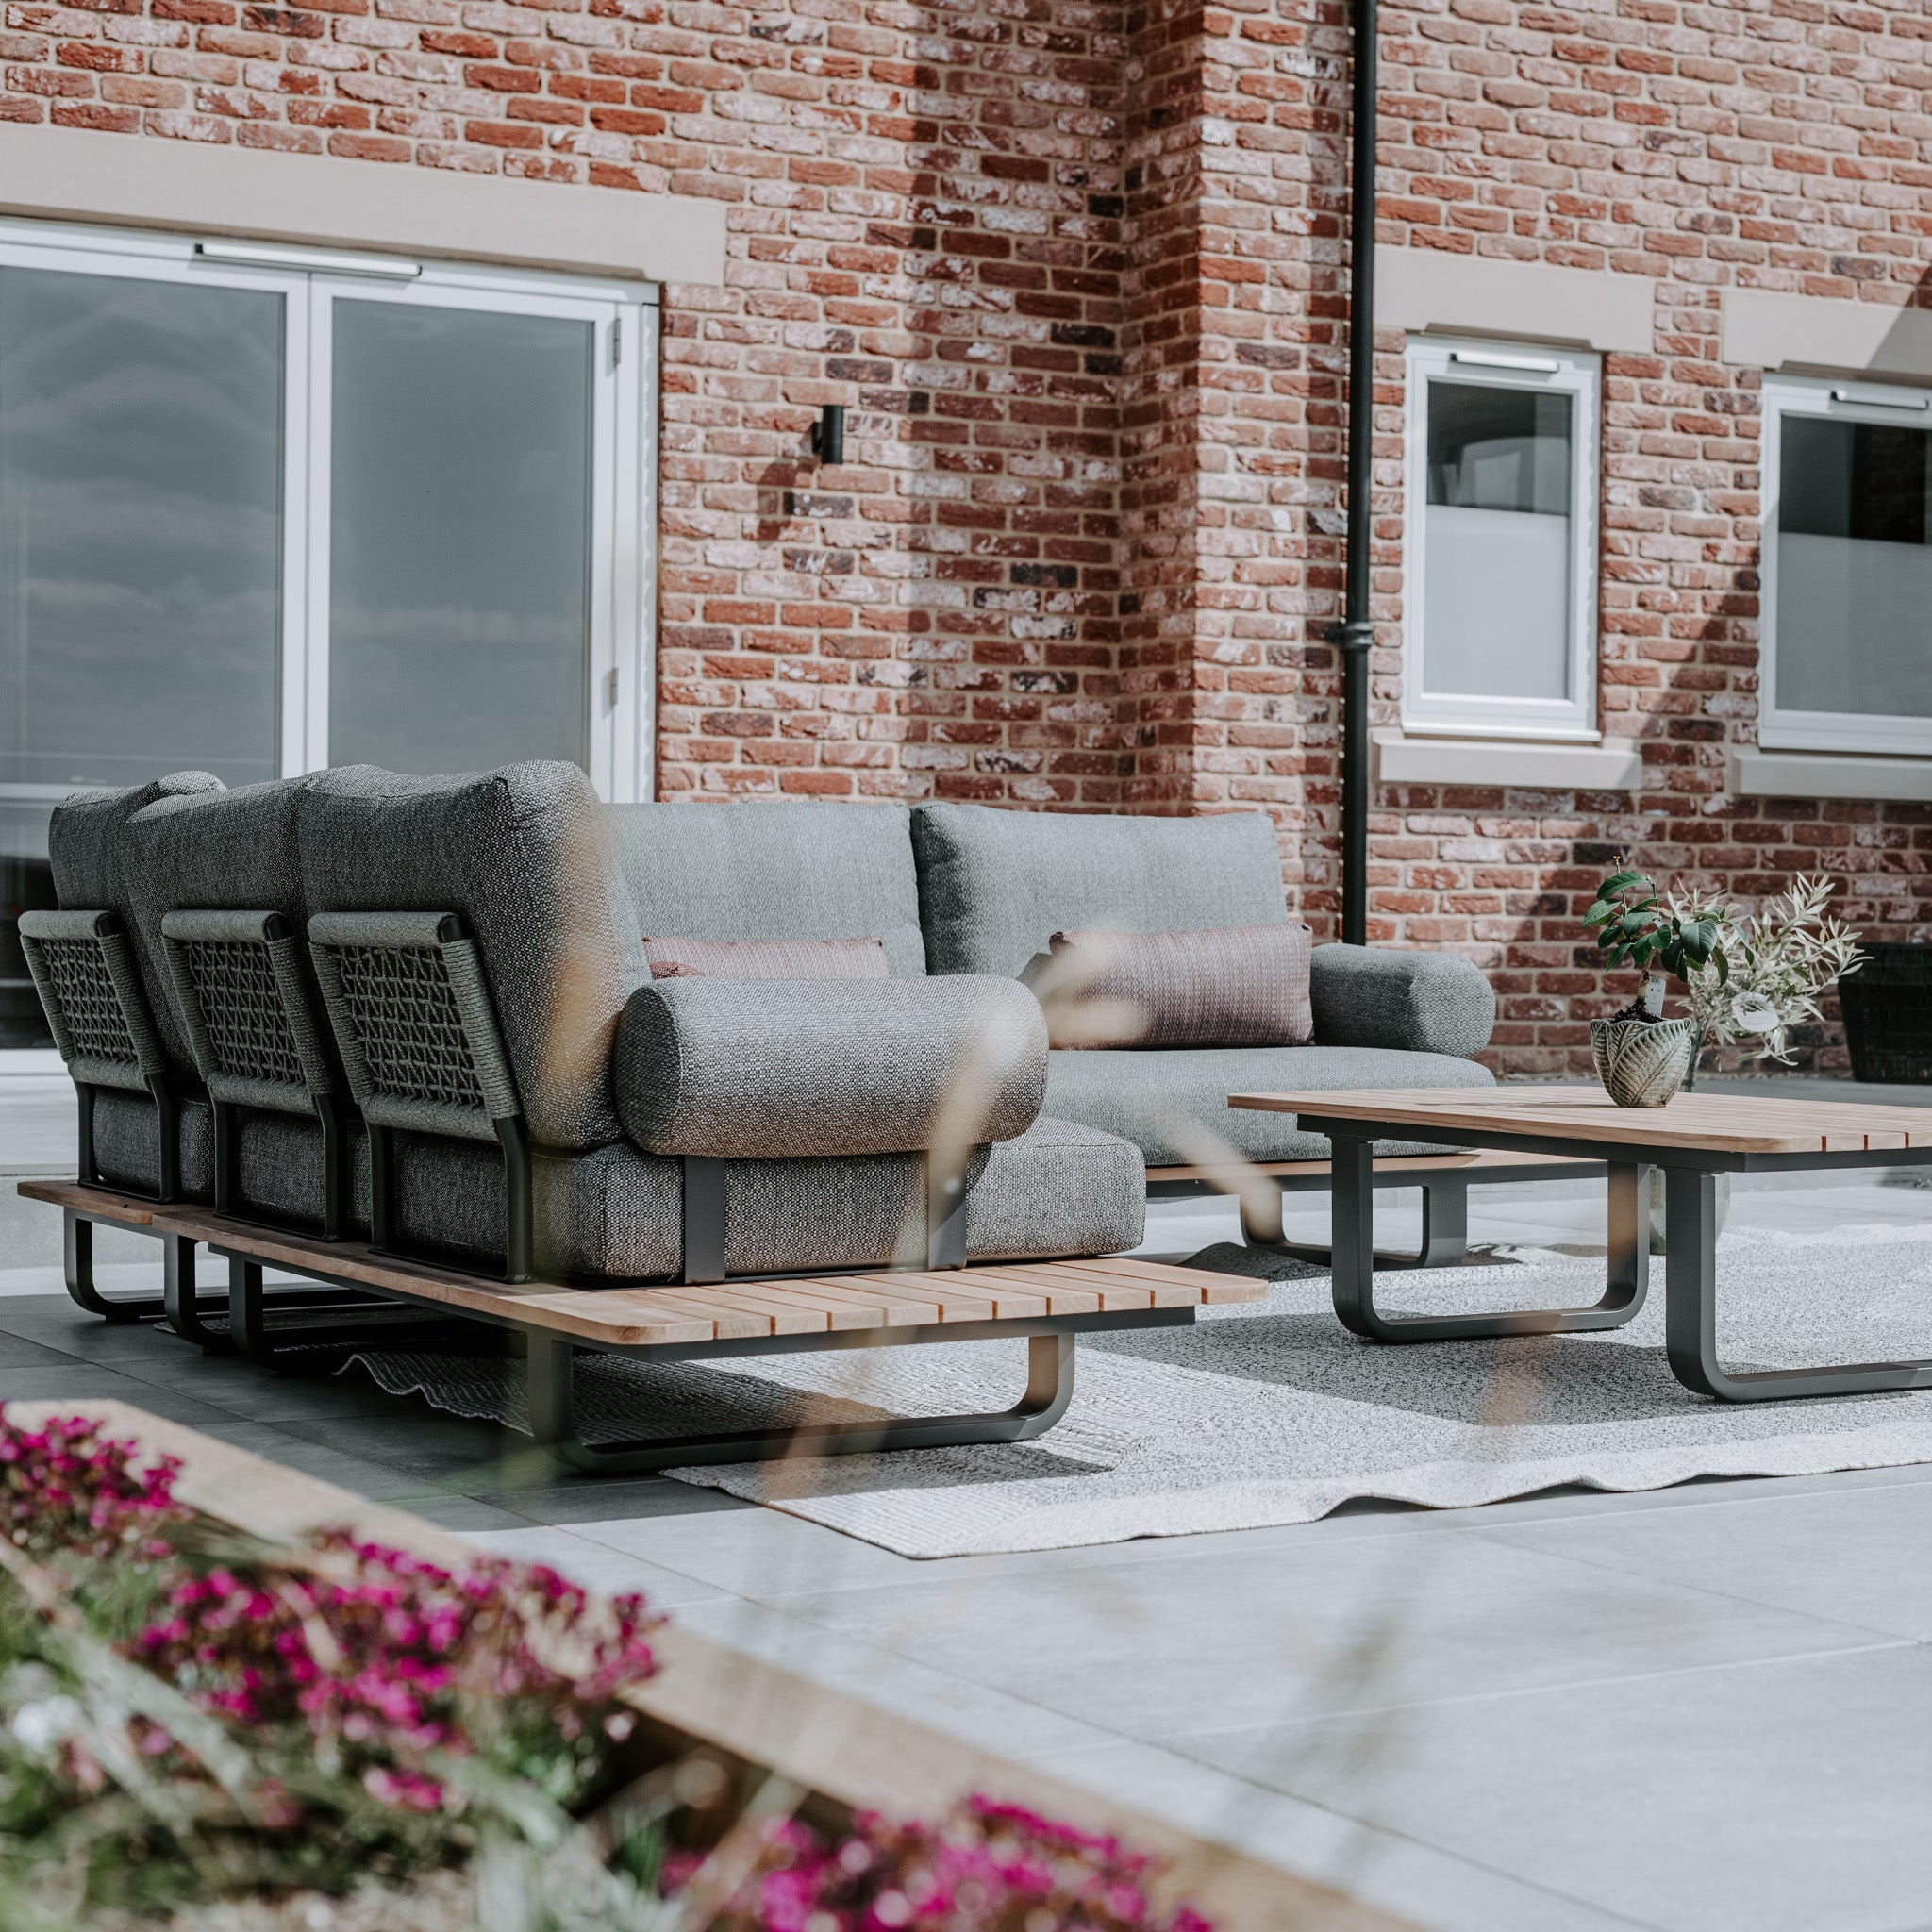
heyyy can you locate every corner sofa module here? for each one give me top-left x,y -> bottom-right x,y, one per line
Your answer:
907,801 -> 1498,1167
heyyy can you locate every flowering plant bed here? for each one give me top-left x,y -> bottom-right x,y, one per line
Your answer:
0,1403 -> 1392,1932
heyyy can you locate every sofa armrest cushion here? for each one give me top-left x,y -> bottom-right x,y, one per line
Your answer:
1309,944 -> 1495,1058
615,975 -> 1049,1158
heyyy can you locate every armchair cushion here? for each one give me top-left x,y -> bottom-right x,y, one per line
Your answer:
615,974 -> 1047,1159
1309,944 -> 1495,1059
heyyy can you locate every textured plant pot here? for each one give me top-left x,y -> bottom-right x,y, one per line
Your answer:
1590,1016 -> 1694,1108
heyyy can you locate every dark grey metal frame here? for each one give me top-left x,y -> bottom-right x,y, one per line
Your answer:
1148,1155 -> 1606,1269
215,1229 -> 1182,1471
1297,1107 -> 1932,1401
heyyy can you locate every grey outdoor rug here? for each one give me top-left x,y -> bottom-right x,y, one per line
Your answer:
350,1222 -> 1932,1558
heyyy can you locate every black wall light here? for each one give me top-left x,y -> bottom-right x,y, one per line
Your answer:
810,404 -> 845,464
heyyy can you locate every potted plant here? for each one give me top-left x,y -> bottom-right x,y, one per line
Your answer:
1669,874 -> 1866,1088
1582,868 -> 1731,1107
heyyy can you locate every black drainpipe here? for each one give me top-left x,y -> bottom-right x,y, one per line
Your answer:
1332,0 -> 1377,947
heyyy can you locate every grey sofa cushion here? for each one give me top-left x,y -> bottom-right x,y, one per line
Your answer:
46,773 -> 226,1076
912,804 -> 1289,977
352,1116 -> 1140,1280
295,763 -> 647,1152
611,801 -> 927,974
1311,944 -> 1496,1058
615,975 -> 1047,1158
122,776 -> 323,1086
1042,1043 -> 1495,1165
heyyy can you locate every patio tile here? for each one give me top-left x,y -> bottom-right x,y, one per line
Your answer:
1024,1737 -> 1659,1932
667,1595 -> 1111,1763
750,1531 -> 1904,1743
0,1362 -> 241,1428
1475,1475 -> 1932,1640
1172,1643 -> 1932,1932
454,1524 -> 731,1607
467,1474 -> 751,1526
189,1421 -> 497,1505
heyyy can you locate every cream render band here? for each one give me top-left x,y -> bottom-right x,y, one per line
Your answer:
0,123 -> 727,286
1374,247 -> 1658,354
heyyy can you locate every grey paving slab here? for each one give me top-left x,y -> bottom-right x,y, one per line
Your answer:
1174,1643 -> 1932,1932
188,1420 -> 510,1507
1478,1476 -> 1932,1641
469,1474 -> 751,1526
1024,1738 -> 1658,1932
455,1524 -> 733,1608
0,1332 -> 87,1369
751,1531 -> 1905,1742
668,1594 -> 1116,1764
0,1362 -> 242,1427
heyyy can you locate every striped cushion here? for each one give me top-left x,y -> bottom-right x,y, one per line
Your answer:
1038,924 -> 1314,1049
643,935 -> 891,980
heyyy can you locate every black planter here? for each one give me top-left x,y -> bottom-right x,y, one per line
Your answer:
1838,943 -> 1932,1083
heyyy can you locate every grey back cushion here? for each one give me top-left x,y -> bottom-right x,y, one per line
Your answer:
47,771 -> 227,1075
296,762 -> 647,1152
911,804 -> 1289,978
609,801 -> 927,975
122,776 -> 318,1082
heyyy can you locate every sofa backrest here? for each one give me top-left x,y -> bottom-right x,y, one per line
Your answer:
911,804 -> 1290,978
295,762 -> 646,1151
121,775 -> 318,1084
609,801 -> 927,975
47,771 -> 226,1074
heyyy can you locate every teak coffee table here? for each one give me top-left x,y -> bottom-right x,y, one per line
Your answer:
1229,1086 -> 1932,1404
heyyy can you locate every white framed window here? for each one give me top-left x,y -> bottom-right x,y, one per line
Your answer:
1401,337 -> 1601,741
1760,375 -> 1932,756
0,217 -> 658,1046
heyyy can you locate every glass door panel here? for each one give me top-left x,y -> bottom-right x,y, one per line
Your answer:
0,266 -> 284,789
0,263 -> 284,1045
326,299 -> 594,774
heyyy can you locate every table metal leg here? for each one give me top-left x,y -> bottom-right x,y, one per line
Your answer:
526,1329 -> 1077,1475
1241,1171 -> 1470,1268
1331,1137 -> 1651,1342
1663,1166 -> 1932,1400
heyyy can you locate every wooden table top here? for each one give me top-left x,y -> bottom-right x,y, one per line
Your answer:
1227,1086 -> 1932,1156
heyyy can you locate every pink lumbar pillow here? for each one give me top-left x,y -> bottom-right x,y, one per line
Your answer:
642,935 -> 891,981
1036,923 -> 1313,1049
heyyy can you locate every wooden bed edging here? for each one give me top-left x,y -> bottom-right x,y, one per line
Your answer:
5,1399 -> 1414,1932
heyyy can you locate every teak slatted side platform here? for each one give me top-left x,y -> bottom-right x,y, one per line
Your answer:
1230,1087 -> 1932,1158
20,1177 -> 1263,1475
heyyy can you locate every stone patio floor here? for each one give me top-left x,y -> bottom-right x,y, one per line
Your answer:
6,1058 -> 1932,1932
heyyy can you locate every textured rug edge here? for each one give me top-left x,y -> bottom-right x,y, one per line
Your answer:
661,1420 -> 1932,1559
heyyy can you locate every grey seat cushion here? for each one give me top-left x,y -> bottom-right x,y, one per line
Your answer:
912,803 -> 1289,978
337,1116 -> 1142,1281
1042,1044 -> 1495,1164
611,801 -> 927,974
615,974 -> 1047,1158
295,762 -> 647,1152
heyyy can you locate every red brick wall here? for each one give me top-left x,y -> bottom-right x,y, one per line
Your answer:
8,0 -> 1932,1073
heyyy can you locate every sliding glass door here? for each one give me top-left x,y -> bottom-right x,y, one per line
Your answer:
0,219 -> 657,1046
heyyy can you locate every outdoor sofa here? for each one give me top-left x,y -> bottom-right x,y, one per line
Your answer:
19,761 -> 1509,1466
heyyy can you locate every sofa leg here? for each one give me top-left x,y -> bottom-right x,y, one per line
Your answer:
525,1329 -> 1077,1475
162,1234 -> 231,1352
224,1252 -> 457,1372
61,1209 -> 167,1323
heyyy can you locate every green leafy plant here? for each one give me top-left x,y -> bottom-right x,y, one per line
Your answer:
1584,867 -> 1731,1021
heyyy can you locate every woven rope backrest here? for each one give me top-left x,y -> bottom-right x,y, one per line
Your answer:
308,911 -> 521,1143
162,911 -> 341,1115
18,911 -> 165,1093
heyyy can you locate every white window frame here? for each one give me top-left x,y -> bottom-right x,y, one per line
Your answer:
1401,336 -> 1602,741
1759,373 -> 1932,758
0,216 -> 658,807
